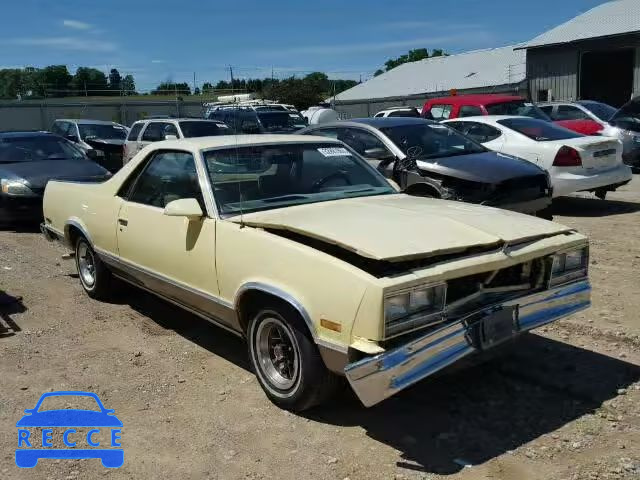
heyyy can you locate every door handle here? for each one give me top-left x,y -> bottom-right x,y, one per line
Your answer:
118,218 -> 128,226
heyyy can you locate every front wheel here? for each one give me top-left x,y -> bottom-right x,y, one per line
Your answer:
75,236 -> 112,300
247,303 -> 339,411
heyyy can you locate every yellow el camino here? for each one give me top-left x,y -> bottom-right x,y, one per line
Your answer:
41,135 -> 591,411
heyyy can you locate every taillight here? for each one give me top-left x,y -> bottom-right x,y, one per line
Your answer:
553,146 -> 582,167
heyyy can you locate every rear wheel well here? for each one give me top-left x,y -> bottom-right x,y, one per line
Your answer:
66,225 -> 84,248
405,182 -> 442,198
237,290 -> 311,338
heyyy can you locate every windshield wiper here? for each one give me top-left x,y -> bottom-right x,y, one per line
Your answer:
262,194 -> 310,203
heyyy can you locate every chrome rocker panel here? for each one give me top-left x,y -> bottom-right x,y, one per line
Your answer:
345,280 -> 591,407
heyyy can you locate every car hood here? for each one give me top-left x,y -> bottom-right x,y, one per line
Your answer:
415,151 -> 545,183
231,194 -> 571,262
0,159 -> 109,189
16,410 -> 123,427
85,138 -> 126,149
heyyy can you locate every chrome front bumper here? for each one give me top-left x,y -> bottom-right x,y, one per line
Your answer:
345,280 -> 591,407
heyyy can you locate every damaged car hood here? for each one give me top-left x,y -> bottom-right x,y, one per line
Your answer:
230,194 -> 572,262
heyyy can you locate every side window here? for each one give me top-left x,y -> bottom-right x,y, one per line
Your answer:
444,121 -> 466,133
374,112 -> 384,118
51,122 -> 64,135
463,122 -> 502,143
428,104 -> 453,121
63,123 -> 78,139
458,105 -> 483,118
142,122 -> 172,142
554,105 -> 590,121
127,151 -> 204,209
127,123 -> 144,141
336,128 -> 388,156
539,105 -> 554,116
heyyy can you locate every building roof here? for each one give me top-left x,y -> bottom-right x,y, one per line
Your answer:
332,45 -> 526,103
521,0 -> 640,49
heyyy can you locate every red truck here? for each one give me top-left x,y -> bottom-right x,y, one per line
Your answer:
421,94 -> 603,135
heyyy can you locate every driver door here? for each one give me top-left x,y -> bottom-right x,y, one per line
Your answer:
115,150 -> 227,322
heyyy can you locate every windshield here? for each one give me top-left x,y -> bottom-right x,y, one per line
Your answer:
78,123 -> 128,140
0,136 -> 87,163
486,100 -> 550,121
179,121 -> 230,137
610,97 -> 640,133
579,101 -> 617,121
204,142 -> 394,215
380,123 -> 486,159
498,118 -> 583,141
257,111 -> 307,131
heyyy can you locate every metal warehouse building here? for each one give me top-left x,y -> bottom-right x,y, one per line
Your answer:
332,46 -> 527,118
523,0 -> 640,107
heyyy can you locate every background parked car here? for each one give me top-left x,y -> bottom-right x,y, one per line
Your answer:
608,97 -> 640,169
299,118 -> 553,217
421,94 -> 602,135
0,131 -> 110,222
123,118 -> 230,163
207,106 -> 307,134
373,107 -> 420,118
443,116 -> 632,199
51,119 -> 129,173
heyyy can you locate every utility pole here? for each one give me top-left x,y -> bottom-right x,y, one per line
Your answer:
229,65 -> 234,95
193,71 -> 196,95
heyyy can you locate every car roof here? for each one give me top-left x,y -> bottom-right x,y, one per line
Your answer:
135,118 -> 223,124
424,94 -> 524,106
443,115 -> 537,125
55,119 -> 121,125
347,117 -> 434,128
0,130 -> 54,138
154,134 -> 342,151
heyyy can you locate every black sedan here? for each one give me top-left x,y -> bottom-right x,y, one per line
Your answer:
0,131 -> 111,222
299,118 -> 553,217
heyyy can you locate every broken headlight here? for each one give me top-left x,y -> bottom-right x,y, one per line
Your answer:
384,283 -> 446,338
549,246 -> 589,287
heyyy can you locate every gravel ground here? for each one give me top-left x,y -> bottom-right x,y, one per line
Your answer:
1,176 -> 639,480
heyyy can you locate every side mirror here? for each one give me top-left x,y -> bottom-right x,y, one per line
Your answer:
364,147 -> 393,160
164,134 -> 178,140
65,134 -> 79,143
163,198 -> 203,220
86,149 -> 99,160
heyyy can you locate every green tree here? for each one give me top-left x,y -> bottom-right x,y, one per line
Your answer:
40,65 -> 72,97
152,81 -> 191,96
376,48 -> 446,75
374,69 -> 384,77
121,75 -> 136,95
72,67 -> 108,96
108,68 -> 122,93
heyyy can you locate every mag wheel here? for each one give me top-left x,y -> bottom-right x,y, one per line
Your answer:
75,237 -> 112,300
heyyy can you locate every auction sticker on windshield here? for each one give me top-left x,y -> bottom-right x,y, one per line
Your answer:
15,391 -> 123,468
318,147 -> 351,157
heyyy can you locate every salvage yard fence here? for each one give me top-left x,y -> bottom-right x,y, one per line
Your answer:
0,98 -> 209,131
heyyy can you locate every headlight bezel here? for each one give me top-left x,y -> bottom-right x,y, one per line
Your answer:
548,246 -> 589,287
0,179 -> 35,196
383,282 -> 447,339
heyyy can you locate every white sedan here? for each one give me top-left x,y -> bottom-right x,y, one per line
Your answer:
443,116 -> 633,199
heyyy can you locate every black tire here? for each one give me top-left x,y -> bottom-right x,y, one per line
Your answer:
74,236 -> 112,300
247,301 -> 339,411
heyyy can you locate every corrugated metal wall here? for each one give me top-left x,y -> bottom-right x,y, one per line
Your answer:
0,100 -> 206,131
527,33 -> 640,103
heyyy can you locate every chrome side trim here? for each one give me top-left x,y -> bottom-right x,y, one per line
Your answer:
234,282 -> 317,339
345,280 -> 591,407
64,219 -> 93,249
193,150 -> 219,219
96,248 -> 238,329
41,223 -> 63,242
113,273 -> 242,338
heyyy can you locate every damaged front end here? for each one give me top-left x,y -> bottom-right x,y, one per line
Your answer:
345,246 -> 591,407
